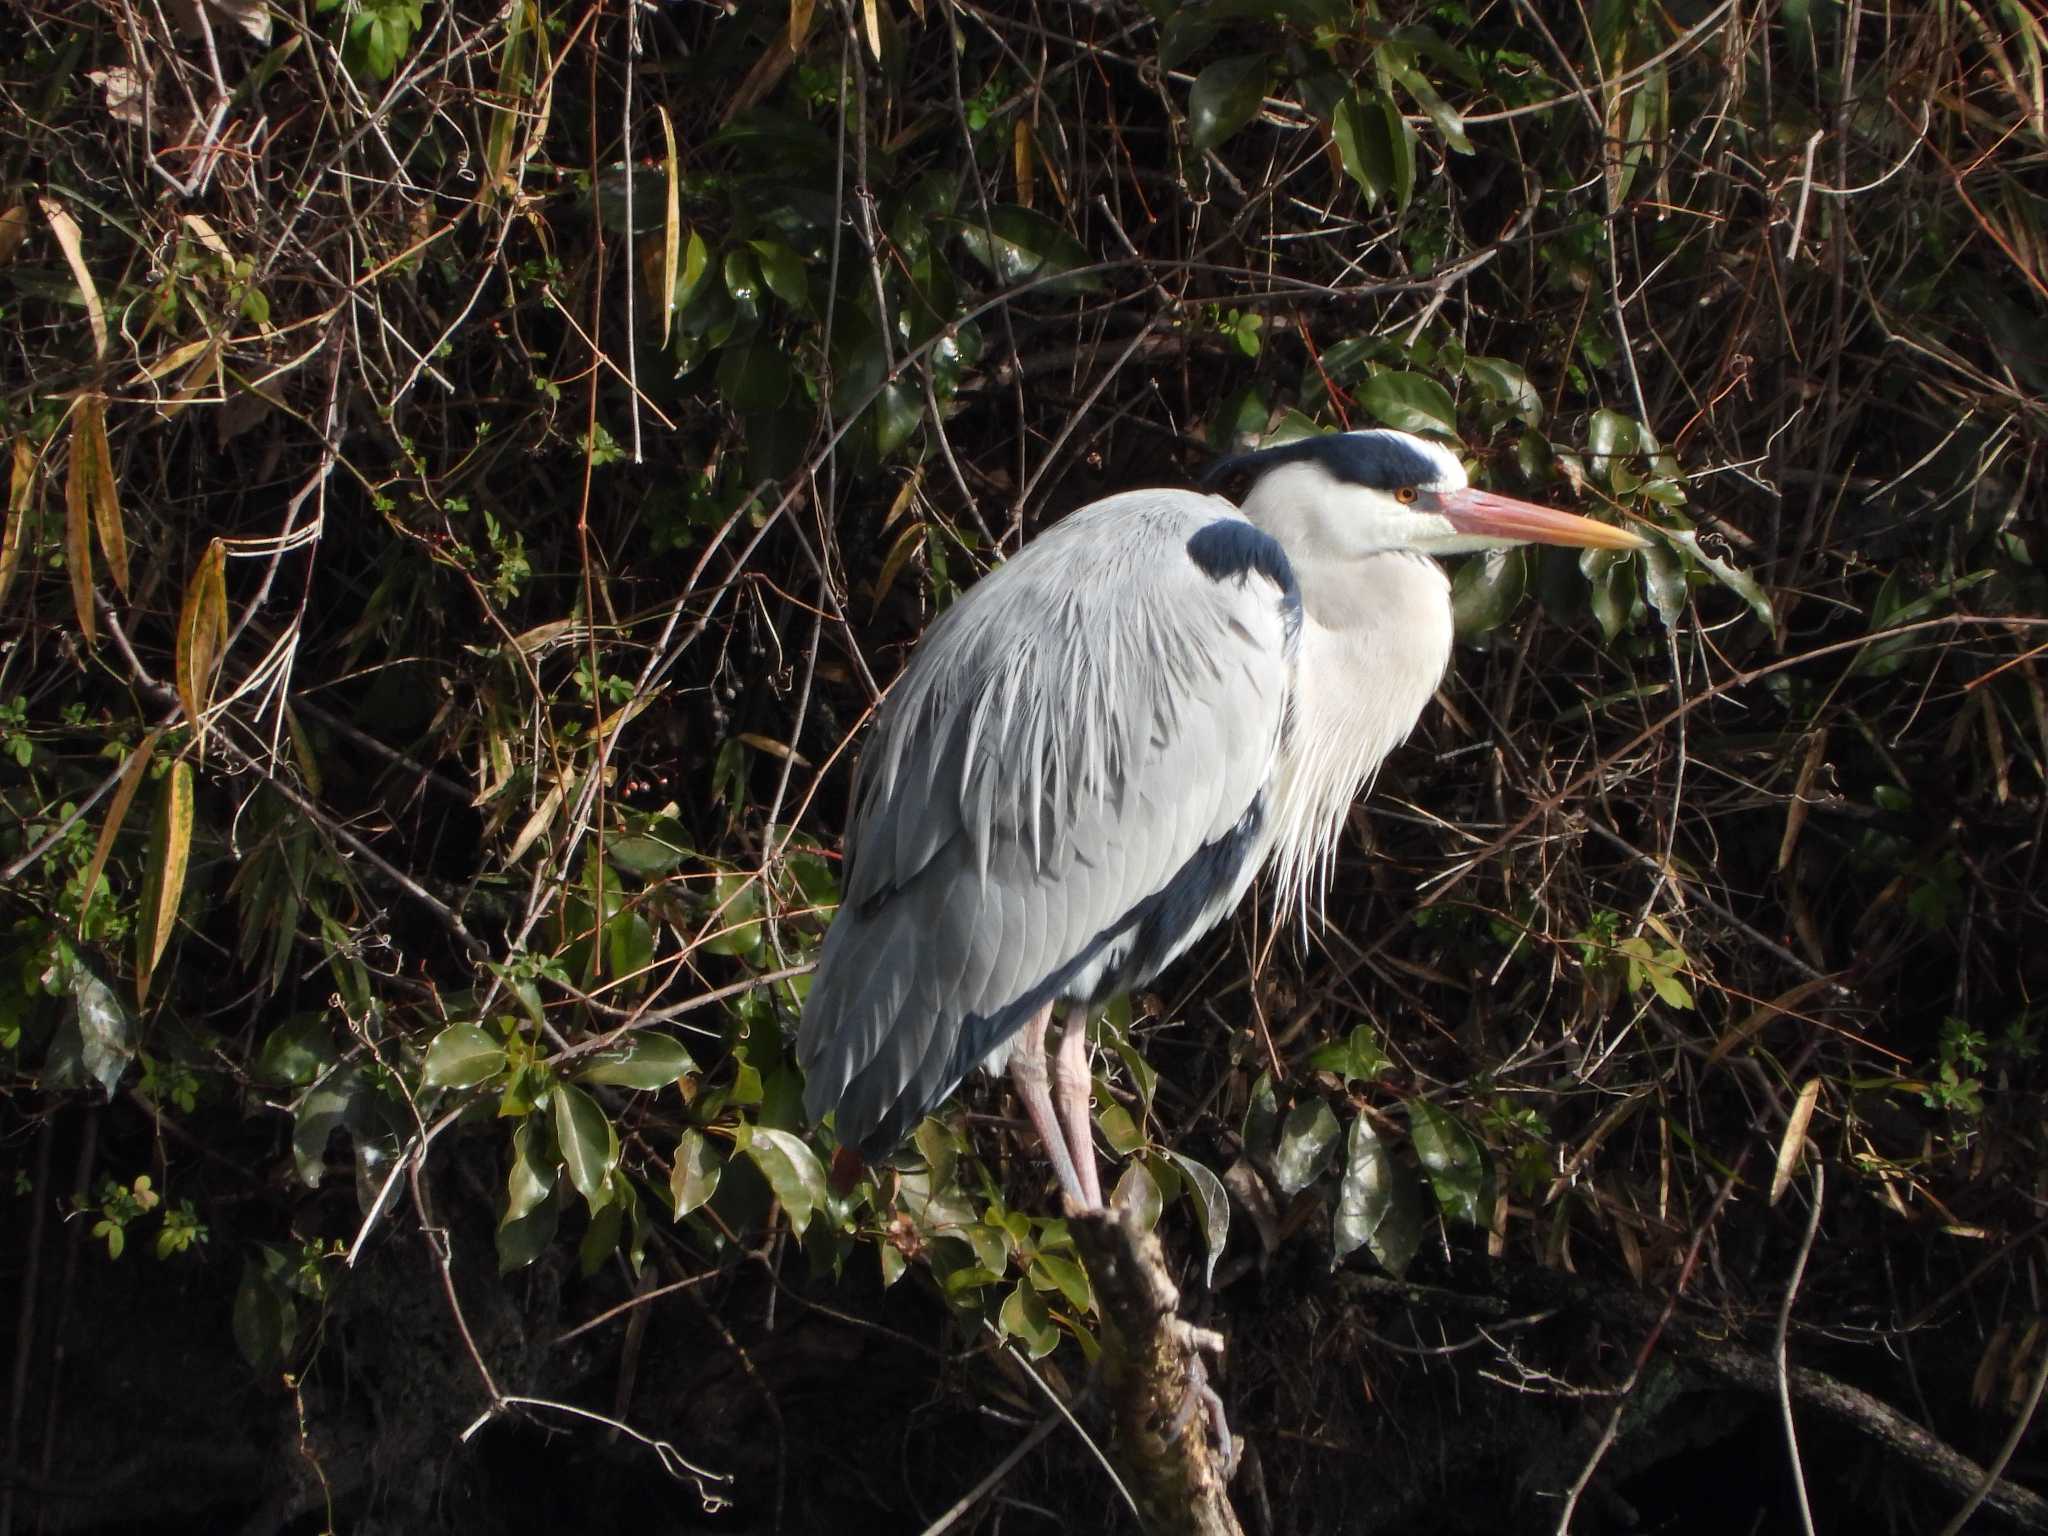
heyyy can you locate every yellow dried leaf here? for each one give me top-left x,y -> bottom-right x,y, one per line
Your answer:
63,411 -> 96,645
130,336 -> 215,387
506,775 -> 568,865
862,0 -> 882,59
73,396 -> 126,596
283,702 -> 322,796
736,732 -> 812,767
176,539 -> 229,743
788,0 -> 813,51
869,519 -> 925,621
136,757 -> 194,1005
179,212 -> 233,259
0,204 -> 29,263
658,106 -> 680,346
38,198 -> 107,360
1013,120 -> 1035,208
1770,1077 -> 1821,1206
0,435 -> 35,610
81,728 -> 164,935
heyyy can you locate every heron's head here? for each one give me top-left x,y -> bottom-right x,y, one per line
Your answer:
1206,428 -> 1647,562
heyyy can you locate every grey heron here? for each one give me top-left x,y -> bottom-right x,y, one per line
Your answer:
799,428 -> 1648,1210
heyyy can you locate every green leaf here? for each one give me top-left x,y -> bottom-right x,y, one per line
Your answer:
1464,355 -> 1542,424
740,1126 -> 829,1236
496,1182 -> 561,1272
233,1250 -> 294,1371
1587,409 -> 1639,483
1000,1277 -> 1062,1359
747,239 -> 809,310
579,1032 -> 696,1090
579,1182 -> 626,1275
421,1022 -> 506,1089
1163,1150 -> 1230,1286
606,833 -> 689,877
1382,48 -> 1471,153
551,1083 -> 620,1211
1242,1071 -> 1282,1163
1332,89 -> 1395,207
670,1128 -> 722,1218
953,206 -> 1104,294
1450,548 -> 1529,638
1661,527 -> 1774,627
1384,90 -> 1416,210
1032,1252 -> 1093,1313
716,342 -> 793,412
1408,1100 -> 1493,1229
1332,1114 -> 1425,1275
604,910 -> 654,987
291,1065 -> 360,1189
1642,539 -> 1688,629
1188,56 -> 1269,152
701,871 -> 765,957
1359,371 -> 1458,438
506,1116 -> 558,1223
1582,548 -> 1635,640
45,966 -> 134,1099
1272,1099 -> 1342,1195
677,228 -> 710,309
1112,1157 -> 1163,1231
1307,1025 -> 1393,1084
255,1015 -> 338,1088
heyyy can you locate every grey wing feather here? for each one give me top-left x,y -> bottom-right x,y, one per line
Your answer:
798,488 -> 1296,1158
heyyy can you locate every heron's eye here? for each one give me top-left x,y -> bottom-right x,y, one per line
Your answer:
1394,486 -> 1419,504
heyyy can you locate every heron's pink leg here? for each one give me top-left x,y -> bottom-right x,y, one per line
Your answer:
1052,1004 -> 1104,1209
1009,1003 -> 1090,1208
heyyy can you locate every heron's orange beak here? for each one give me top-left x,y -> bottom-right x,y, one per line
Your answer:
1436,488 -> 1649,551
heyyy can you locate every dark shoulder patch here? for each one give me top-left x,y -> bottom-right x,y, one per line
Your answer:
1204,429 -> 1442,492
1186,518 -> 1298,598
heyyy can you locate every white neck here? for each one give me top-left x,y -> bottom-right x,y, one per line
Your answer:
1265,552 -> 1454,915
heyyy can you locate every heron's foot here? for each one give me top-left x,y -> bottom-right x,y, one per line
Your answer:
1174,1352 -> 1240,1480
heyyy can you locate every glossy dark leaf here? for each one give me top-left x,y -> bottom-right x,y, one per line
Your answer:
496,1182 -> 561,1273
1663,527 -> 1774,626
1113,1156 -> 1163,1231
1272,1099 -> 1341,1196
291,1064 -> 362,1189
506,1116 -> 558,1224
45,965 -> 134,1099
1163,1150 -> 1230,1286
1000,1277 -> 1061,1359
953,206 -> 1104,294
579,1031 -> 696,1090
256,1015 -> 339,1088
1188,57 -> 1269,153
1360,371 -> 1457,438
741,1126 -> 828,1236
422,1022 -> 506,1089
1408,1099 -> 1493,1229
233,1249 -> 296,1371
552,1083 -> 619,1211
1032,1252 -> 1092,1313
1451,547 -> 1529,638
1332,1114 -> 1425,1275
670,1128 -> 721,1218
